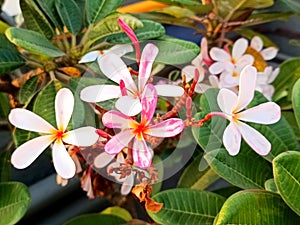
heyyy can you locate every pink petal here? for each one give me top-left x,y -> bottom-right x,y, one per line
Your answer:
141,84 -> 157,123
63,126 -> 98,146
238,102 -> 281,124
80,85 -> 121,102
154,84 -> 184,97
9,108 -> 55,133
261,47 -> 278,61
11,135 -> 53,169
121,173 -> 134,195
52,140 -> 76,179
115,95 -> 142,116
223,122 -> 241,156
102,110 -> 131,128
209,47 -> 230,62
105,130 -> 134,154
109,44 -> 134,56
232,38 -> 248,59
55,88 -> 74,131
98,53 -> 137,93
217,88 -> 237,115
147,118 -> 184,137
94,152 -> 115,168
237,121 -> 271,155
234,66 -> 257,112
250,36 -> 263,52
132,138 -> 153,168
79,51 -> 100,63
138,43 -> 159,91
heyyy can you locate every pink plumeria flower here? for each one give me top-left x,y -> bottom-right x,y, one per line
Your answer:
256,66 -> 280,100
216,66 -> 281,156
102,84 -> 184,168
80,43 -> 184,116
250,36 -> 278,61
9,88 -> 99,179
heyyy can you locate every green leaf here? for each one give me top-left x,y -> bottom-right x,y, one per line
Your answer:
20,0 -> 54,39
101,206 -> 132,221
243,11 -> 293,27
5,27 -> 65,57
18,76 -> 39,105
63,213 -> 126,225
0,49 -> 26,74
148,189 -> 225,225
282,111 -> 300,140
13,128 -> 39,147
151,155 -> 164,195
279,0 -> 300,13
0,182 -> 30,225
0,34 -> 18,51
273,151 -> 300,215
55,0 -> 82,34
0,150 -> 11,182
0,92 -> 10,119
214,190 -> 300,225
292,78 -> 300,129
236,28 -> 278,47
156,6 -> 195,18
177,153 -> 219,189
153,0 -> 203,7
0,21 -> 9,33
264,178 -> 278,193
86,0 -> 123,24
205,147 -> 273,189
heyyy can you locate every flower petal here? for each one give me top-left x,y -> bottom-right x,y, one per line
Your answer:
105,130 -> 134,154
80,85 -> 121,102
115,95 -> 142,116
237,121 -> 271,155
260,47 -> 278,61
9,108 -> 56,133
209,47 -> 230,62
236,54 -> 254,68
132,137 -> 153,168
94,151 -> 115,168
138,43 -> 159,91
235,66 -> 257,112
209,62 -> 234,74
52,140 -> 76,179
11,135 -> 53,169
109,44 -> 134,56
147,118 -> 184,137
63,126 -> 98,146
154,84 -> 184,97
217,88 -> 237,115
121,173 -> 134,195
250,36 -> 263,52
79,51 -> 100,63
182,65 -> 198,82
55,88 -> 74,131
98,53 -> 137,92
102,110 -> 131,129
232,38 -> 248,59
238,102 -> 281,124
223,122 -> 241,156
141,84 -> 157,122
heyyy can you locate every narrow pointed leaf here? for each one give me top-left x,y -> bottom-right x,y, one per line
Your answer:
0,150 -> 11,182
0,49 -> 26,74
292,78 -> 300,129
18,75 -> 39,105
63,213 -> 126,225
0,92 -> 10,119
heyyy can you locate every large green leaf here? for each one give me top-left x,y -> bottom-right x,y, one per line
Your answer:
0,182 -> 30,225
20,0 -> 54,39
273,151 -> 300,215
205,147 -> 273,189
0,92 -> 10,119
148,189 -> 225,225
0,150 -> 11,182
86,0 -> 123,24
18,75 -> 39,105
292,78 -> 300,129
0,21 -> 9,33
243,11 -> 293,27
214,190 -> 300,225
63,213 -> 126,225
100,206 -> 132,222
0,34 -> 19,52
153,0 -> 203,7
5,28 -> 65,57
0,49 -> 26,75
55,0 -> 82,34
282,111 -> 300,140
279,0 -> 300,13
12,128 -> 39,147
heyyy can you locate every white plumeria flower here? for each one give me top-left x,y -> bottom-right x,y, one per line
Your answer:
250,36 -> 278,61
256,66 -> 280,100
80,43 -> 184,116
79,44 -> 133,63
9,88 -> 99,179
216,66 -> 281,156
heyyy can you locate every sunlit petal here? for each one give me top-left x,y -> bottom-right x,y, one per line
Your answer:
94,151 -> 115,168
121,173 -> 134,195
80,85 -> 121,102
115,96 -> 142,116
238,102 -> 281,124
9,108 -> 56,133
63,126 -> 98,146
261,47 -> 278,61
210,47 -> 230,61
147,119 -> 184,137
105,130 -> 134,154
52,140 -> 76,179
217,88 -> 237,115
102,110 -> 131,128
250,36 -> 263,52
154,84 -> 184,97
209,62 -> 233,74
232,38 -> 248,59
11,135 -> 53,169
141,84 -> 157,122
132,138 -> 153,168
236,54 -> 254,68
109,44 -> 134,56
79,51 -> 100,63
237,121 -> 271,155
55,88 -> 74,131
223,122 -> 241,156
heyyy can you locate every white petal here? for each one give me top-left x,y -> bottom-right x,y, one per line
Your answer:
236,54 -> 254,68
268,67 -> 280,83
250,36 -> 263,52
94,152 -> 115,168
115,96 -> 142,116
9,108 -> 55,133
195,83 -> 211,93
219,71 -> 239,88
80,85 -> 121,102
154,84 -> 184,97
232,38 -> 248,59
223,122 -> 241,156
102,110 -> 131,129
121,173 -> 134,195
141,84 -> 157,122
11,135 -> 53,169
260,47 -> 278,61
63,126 -> 98,146
105,130 -> 135,154
209,62 -> 233,74
109,44 -> 134,56
237,121 -> 271,155
52,140 -> 76,179
209,47 -> 230,62
182,65 -> 198,82
209,75 -> 220,88
235,66 -> 257,112
55,88 -> 74,131
217,88 -> 237,115
238,102 -> 281,124
79,51 -> 100,63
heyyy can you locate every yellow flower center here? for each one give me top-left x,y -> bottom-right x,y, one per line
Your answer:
129,120 -> 150,140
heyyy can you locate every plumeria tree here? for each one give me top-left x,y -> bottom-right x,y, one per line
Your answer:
1,0 -> 300,225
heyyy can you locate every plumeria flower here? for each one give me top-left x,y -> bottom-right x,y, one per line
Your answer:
9,88 -> 99,179
256,66 -> 280,100
102,83 -> 184,168
250,36 -> 278,61
80,43 -> 184,116
78,44 -> 133,63
215,66 -> 281,155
